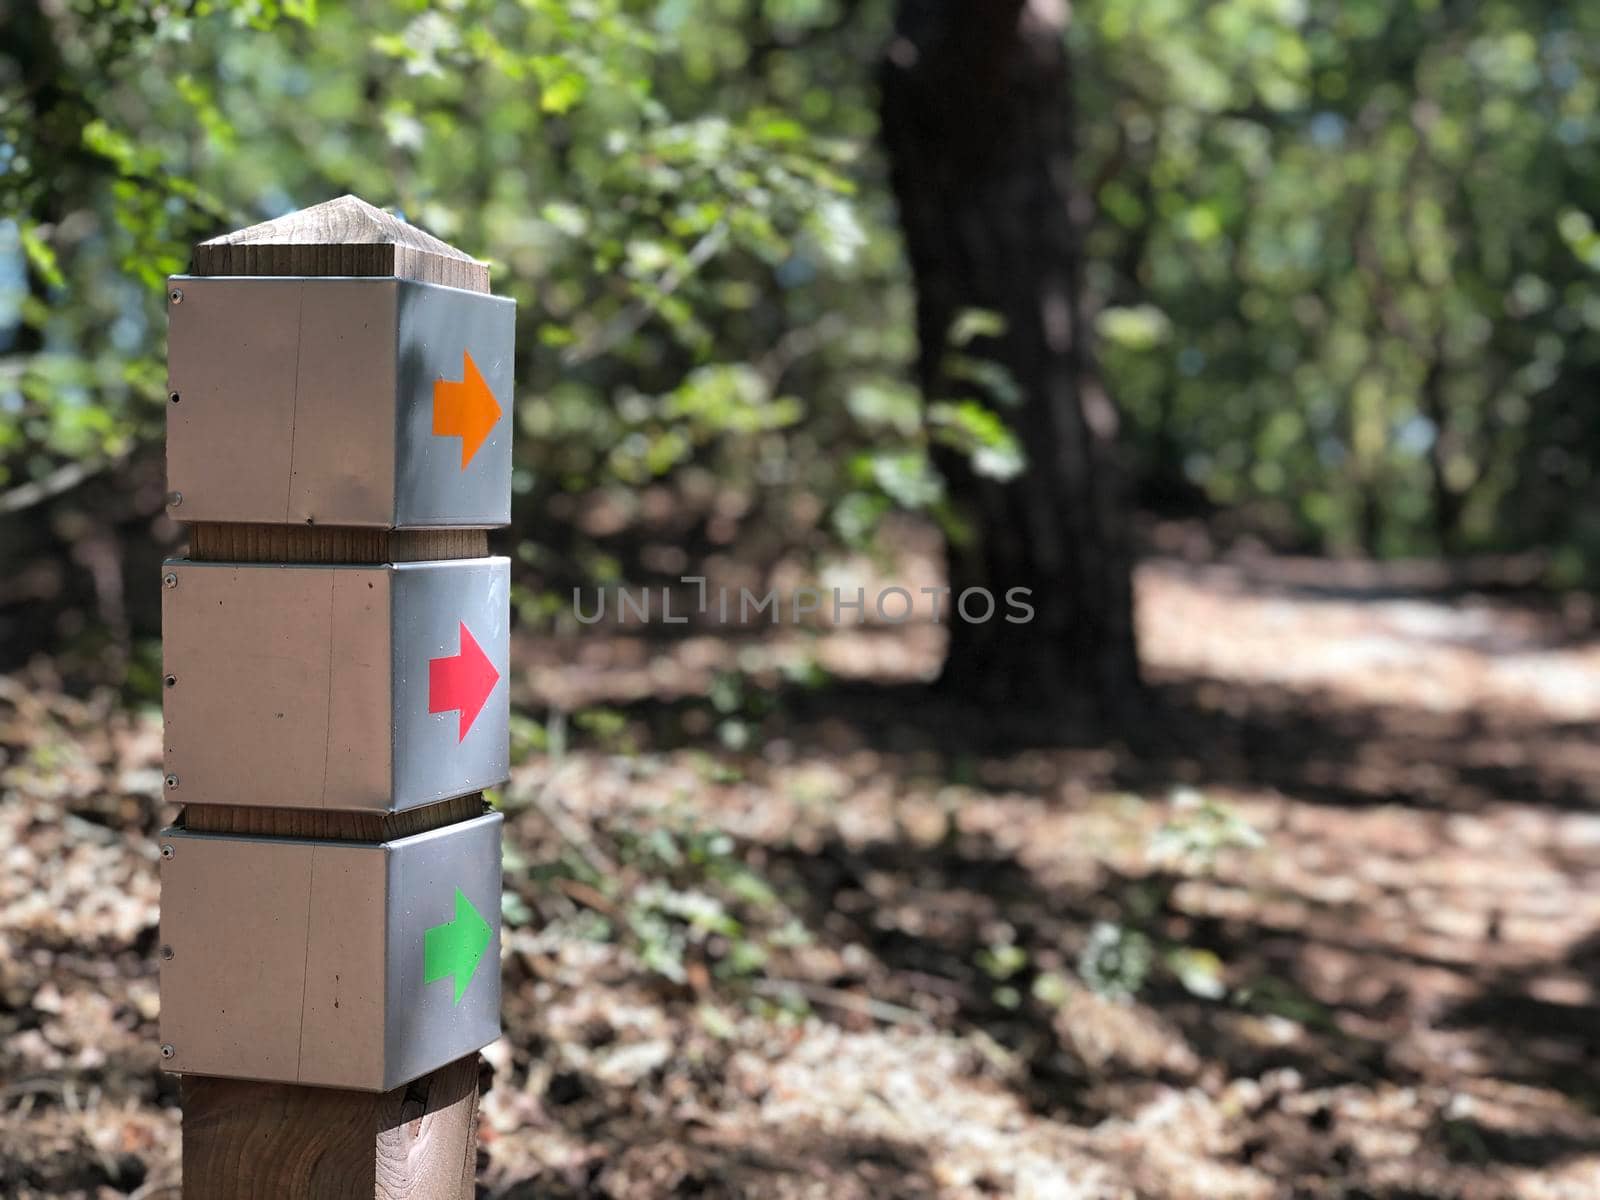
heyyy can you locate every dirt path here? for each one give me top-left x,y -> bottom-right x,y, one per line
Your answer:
2,556 -> 1597,1198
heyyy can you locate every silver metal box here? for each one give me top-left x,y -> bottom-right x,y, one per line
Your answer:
158,813 -> 503,1091
163,557 -> 510,812
166,275 -> 514,528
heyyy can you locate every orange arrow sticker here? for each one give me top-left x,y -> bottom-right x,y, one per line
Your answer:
432,350 -> 502,470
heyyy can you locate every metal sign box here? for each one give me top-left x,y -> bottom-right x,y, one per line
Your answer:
166,275 -> 514,528
159,813 -> 503,1091
163,557 -> 510,813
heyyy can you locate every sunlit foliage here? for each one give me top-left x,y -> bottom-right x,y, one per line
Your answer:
3,0 -> 1598,683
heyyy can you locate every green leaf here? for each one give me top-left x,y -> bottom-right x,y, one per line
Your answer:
948,308 -> 1005,347
869,450 -> 943,509
18,225 -> 65,289
540,71 -> 587,114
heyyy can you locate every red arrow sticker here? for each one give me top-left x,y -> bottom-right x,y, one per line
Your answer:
432,350 -> 502,470
428,622 -> 499,742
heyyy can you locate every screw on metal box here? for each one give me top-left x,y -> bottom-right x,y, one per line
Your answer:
163,572 -> 178,589
166,491 -> 183,508
164,675 -> 177,688
160,844 -> 175,860
168,391 -> 180,404
164,774 -> 179,789
168,288 -> 183,305
160,1044 -> 175,1059
160,944 -> 175,961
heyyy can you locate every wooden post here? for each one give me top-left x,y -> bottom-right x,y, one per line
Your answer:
181,1057 -> 479,1200
160,197 -> 513,1198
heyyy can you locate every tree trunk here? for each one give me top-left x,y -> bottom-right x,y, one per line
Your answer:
879,0 -> 1140,724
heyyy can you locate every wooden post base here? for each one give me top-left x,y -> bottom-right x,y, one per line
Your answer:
182,1054 -> 480,1199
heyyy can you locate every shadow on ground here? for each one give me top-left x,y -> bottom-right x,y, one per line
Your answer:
499,632 -> 1600,1196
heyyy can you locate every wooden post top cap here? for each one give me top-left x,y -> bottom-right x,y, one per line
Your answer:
190,195 -> 489,293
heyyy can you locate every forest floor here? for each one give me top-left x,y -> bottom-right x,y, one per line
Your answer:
3,538 -> 1600,1198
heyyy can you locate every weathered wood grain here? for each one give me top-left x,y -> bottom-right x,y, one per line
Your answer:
191,195 -> 490,293
182,1054 -> 480,1200
179,794 -> 488,842
188,524 -> 490,564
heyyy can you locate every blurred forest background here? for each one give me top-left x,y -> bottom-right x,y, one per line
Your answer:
4,0 -> 1600,688
4,2 -> 1600,1198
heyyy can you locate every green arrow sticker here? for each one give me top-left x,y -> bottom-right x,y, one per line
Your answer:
424,887 -> 492,1005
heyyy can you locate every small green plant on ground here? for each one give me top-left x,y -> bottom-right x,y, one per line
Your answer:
1075,787 -> 1262,1005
